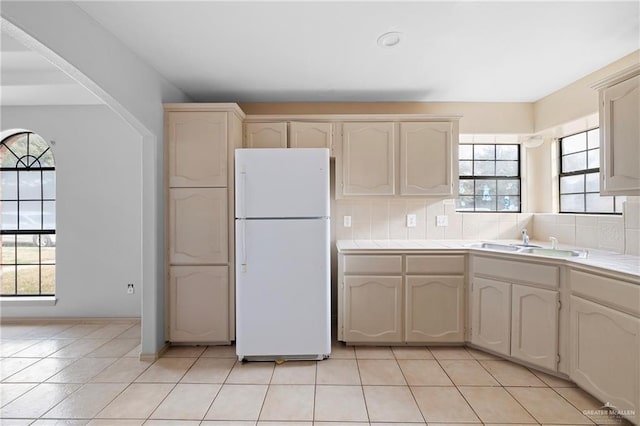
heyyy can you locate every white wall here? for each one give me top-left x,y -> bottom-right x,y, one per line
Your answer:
1,1 -> 190,355
533,50 -> 639,133
1,106 -> 142,317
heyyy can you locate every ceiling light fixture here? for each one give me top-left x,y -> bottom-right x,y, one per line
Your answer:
377,31 -> 403,48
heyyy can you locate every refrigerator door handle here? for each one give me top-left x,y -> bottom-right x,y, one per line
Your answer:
239,220 -> 247,272
238,166 -> 247,219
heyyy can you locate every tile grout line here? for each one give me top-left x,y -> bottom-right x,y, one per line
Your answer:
395,345 -> 428,425
472,352 -> 545,425
352,347 -> 371,425
548,385 -> 600,425
431,346 -> 485,424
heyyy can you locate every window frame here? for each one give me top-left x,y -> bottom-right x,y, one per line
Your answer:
558,128 -> 622,215
456,143 -> 522,213
0,131 -> 56,297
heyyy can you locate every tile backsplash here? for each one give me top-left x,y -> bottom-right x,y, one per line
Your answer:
334,196 -> 640,255
335,199 -> 533,242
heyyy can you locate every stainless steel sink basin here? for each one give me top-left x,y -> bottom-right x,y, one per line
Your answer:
518,247 -> 587,258
470,242 -> 521,252
470,242 -> 588,258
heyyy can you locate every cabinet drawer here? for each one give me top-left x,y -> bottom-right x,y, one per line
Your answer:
569,269 -> 640,316
406,255 -> 464,275
343,255 -> 402,274
473,256 -> 559,288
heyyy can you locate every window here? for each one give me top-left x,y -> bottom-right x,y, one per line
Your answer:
456,144 -> 521,212
559,128 -> 623,214
0,131 -> 56,296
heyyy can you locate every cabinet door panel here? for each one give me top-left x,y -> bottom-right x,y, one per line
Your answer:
344,276 -> 402,342
601,75 -> 640,195
245,122 -> 287,148
511,284 -> 559,371
405,276 -> 464,342
169,266 -> 229,342
341,122 -> 395,196
570,296 -> 639,421
471,277 -> 511,356
400,122 -> 454,196
289,122 -> 333,153
168,111 -> 227,187
169,188 -> 228,264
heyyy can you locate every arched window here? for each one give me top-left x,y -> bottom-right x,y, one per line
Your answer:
0,130 -> 56,296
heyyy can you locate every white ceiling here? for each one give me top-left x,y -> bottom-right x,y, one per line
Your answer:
0,32 -> 103,106
1,1 -> 639,105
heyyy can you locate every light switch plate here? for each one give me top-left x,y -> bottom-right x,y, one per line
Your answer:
436,215 -> 449,227
343,216 -> 352,228
407,214 -> 417,228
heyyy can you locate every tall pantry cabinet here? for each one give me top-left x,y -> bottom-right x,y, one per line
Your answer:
164,104 -> 244,343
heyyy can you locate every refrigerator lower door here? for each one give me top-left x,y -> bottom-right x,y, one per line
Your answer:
235,218 -> 330,360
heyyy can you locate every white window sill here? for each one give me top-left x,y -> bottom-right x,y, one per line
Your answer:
0,296 -> 57,307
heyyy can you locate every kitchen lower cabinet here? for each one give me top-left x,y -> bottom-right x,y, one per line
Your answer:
405,275 -> 464,342
471,255 -> 561,370
169,266 -> 229,342
511,284 -> 559,371
343,276 -> 403,343
570,295 -> 639,423
471,277 -> 511,356
338,252 -> 465,344
568,267 -> 640,424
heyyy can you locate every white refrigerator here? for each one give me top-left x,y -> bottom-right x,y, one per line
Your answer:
235,148 -> 331,361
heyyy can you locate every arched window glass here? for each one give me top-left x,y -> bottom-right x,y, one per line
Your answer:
0,131 -> 56,296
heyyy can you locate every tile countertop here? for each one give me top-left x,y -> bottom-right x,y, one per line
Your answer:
336,239 -> 640,280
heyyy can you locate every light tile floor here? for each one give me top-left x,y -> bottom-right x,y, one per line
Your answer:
0,319 -> 633,425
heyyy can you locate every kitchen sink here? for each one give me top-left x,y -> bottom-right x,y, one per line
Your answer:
469,242 -> 521,252
470,242 -> 588,258
518,247 -> 587,258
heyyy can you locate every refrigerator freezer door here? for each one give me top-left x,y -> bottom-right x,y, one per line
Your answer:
235,218 -> 331,359
235,148 -> 330,219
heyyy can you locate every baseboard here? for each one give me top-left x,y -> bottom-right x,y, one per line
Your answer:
139,343 -> 168,362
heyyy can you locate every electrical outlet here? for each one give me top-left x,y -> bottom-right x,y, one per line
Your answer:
343,215 -> 352,228
407,214 -> 417,228
436,215 -> 449,227
127,283 -> 135,295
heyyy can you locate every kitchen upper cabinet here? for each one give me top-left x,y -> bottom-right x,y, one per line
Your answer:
289,121 -> 334,153
405,276 -> 464,342
340,122 -> 396,196
511,284 -> 559,371
400,121 -> 456,196
343,275 -> 403,343
570,295 -> 639,422
593,64 -> 640,195
169,266 -> 229,342
167,111 -> 228,187
471,277 -> 511,356
244,122 -> 288,148
169,187 -> 228,264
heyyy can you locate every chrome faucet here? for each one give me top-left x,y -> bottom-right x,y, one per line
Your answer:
521,228 -> 530,246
